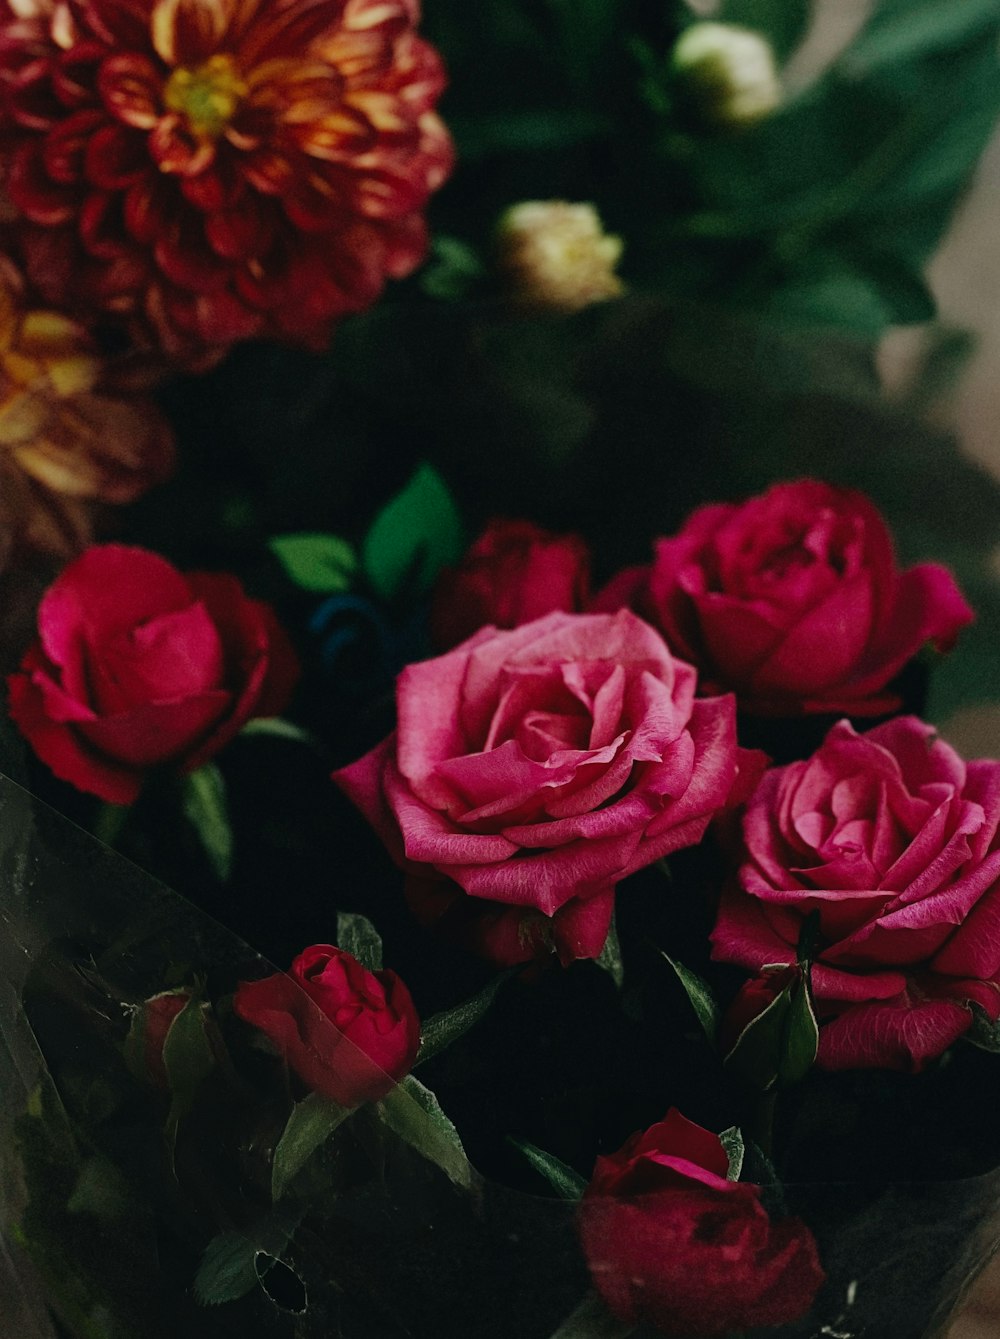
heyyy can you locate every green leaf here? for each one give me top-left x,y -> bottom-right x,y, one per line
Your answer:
723,965 -> 818,1090
161,995 -> 217,1126
182,764 -> 233,883
336,911 -> 383,971
239,718 -> 319,749
378,1075 -> 474,1190
362,463 -> 464,601
272,1092 -> 353,1200
719,1125 -> 745,1182
416,972 -> 511,1066
508,1136 -> 587,1200
594,913 -> 624,989
194,1232 -> 260,1307
965,1003 -> 1000,1053
661,952 -> 719,1044
268,533 -> 358,594
548,1292 -> 636,1339
420,235 -> 484,301
718,0 -> 811,62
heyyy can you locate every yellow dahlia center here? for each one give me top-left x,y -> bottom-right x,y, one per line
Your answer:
163,54 -> 246,138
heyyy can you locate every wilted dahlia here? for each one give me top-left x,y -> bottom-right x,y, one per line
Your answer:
0,254 -> 173,562
0,0 -> 453,362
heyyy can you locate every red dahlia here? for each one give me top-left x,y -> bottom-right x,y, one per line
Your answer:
0,0 -> 452,362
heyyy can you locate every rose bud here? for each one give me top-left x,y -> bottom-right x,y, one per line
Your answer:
430,519 -> 591,651
233,946 -> 420,1108
579,1108 -> 824,1336
712,716 -> 1000,1072
672,22 -> 782,129
718,964 -> 801,1058
7,544 -> 299,804
594,480 -> 973,719
496,201 -> 624,312
124,988 -> 193,1090
335,611 -> 762,966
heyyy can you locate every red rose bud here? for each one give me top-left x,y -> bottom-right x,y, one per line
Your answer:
720,964 -> 818,1089
335,611 -> 757,965
579,1109 -> 824,1336
593,480 -> 973,717
712,716 -> 1000,1072
430,519 -> 591,651
233,945 -> 420,1108
124,989 -> 193,1089
7,544 -> 299,804
719,965 -> 800,1057
0,0 -> 452,364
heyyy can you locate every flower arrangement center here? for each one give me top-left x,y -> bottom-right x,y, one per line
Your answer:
163,55 -> 246,139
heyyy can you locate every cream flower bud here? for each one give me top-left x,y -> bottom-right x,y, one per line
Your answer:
672,22 -> 782,128
496,201 -> 624,312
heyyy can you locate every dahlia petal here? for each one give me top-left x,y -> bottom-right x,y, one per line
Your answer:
149,113 -> 216,175
9,59 -> 65,130
151,0 -> 227,67
8,142 -> 78,224
52,41 -> 105,110
84,121 -> 146,188
41,107 -> 102,182
153,217 -> 230,290
97,52 -> 161,128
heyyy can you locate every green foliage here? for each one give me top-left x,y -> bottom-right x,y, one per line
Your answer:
416,972 -> 511,1066
717,0 -> 812,61
378,1076 -> 474,1190
723,966 -> 819,1091
595,913 -> 625,988
548,1292 -> 637,1339
161,995 -> 217,1127
718,1125 -> 745,1181
335,910 -> 383,972
508,1136 -> 587,1200
361,463 -> 464,601
194,1232 -> 260,1307
268,533 -> 357,593
661,952 -> 719,1044
182,764 -> 233,883
271,1092 -> 353,1200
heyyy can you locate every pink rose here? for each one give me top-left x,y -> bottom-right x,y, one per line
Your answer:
7,544 -> 299,803
579,1108 -> 824,1336
593,480 -> 972,716
233,945 -> 420,1107
711,716 -> 1000,1071
430,518 -> 590,651
334,610 -> 760,964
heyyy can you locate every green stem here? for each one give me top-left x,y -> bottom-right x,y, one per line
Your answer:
93,802 -> 129,850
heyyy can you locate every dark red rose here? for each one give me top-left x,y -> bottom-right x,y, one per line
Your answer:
335,611 -> 762,966
7,544 -> 298,803
579,1108 -> 824,1336
430,519 -> 591,651
711,716 -> 1000,1071
593,480 -> 972,716
233,945 -> 420,1107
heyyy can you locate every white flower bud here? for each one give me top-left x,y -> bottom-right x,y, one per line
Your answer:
496,201 -> 624,312
672,22 -> 782,129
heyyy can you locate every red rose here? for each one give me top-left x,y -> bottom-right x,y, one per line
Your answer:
579,1108 -> 824,1336
233,945 -> 420,1107
334,610 -> 761,965
430,519 -> 590,651
593,480 -> 972,716
711,716 -> 1000,1071
7,544 -> 298,803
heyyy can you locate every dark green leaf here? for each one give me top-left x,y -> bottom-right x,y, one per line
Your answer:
272,1092 -> 353,1200
718,0 -> 811,62
781,966 -> 820,1085
194,1233 -> 259,1307
420,235 -> 484,301
239,718 -> 319,749
361,463 -> 464,600
719,1125 -> 745,1181
161,995 -> 216,1125
723,966 -> 818,1090
416,972 -> 511,1065
661,952 -> 719,1043
336,910 -> 383,971
595,913 -> 624,989
268,533 -> 357,593
508,1136 -> 587,1200
965,1003 -> 1000,1053
182,764 -> 233,883
379,1075 -> 474,1190
548,1292 -> 636,1338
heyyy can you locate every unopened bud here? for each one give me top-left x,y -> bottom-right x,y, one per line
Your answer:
672,22 -> 782,129
496,201 -> 624,312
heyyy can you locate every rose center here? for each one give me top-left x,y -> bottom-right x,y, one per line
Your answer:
163,55 -> 246,138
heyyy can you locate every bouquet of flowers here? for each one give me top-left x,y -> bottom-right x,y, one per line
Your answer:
3,1 -> 1000,1337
